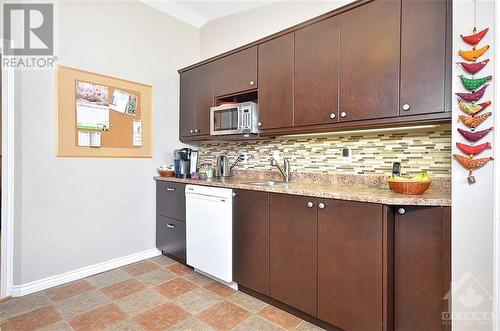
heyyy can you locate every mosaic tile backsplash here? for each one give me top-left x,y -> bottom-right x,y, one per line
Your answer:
197,124 -> 452,178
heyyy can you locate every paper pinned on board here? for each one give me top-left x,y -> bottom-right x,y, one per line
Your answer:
75,81 -> 110,131
133,120 -> 142,146
127,94 -> 138,116
109,89 -> 130,113
78,131 -> 101,147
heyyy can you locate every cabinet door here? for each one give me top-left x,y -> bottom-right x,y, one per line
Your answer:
258,34 -> 294,130
318,200 -> 383,330
339,0 -> 400,121
270,193 -> 317,316
234,190 -> 269,295
156,216 -> 186,263
394,206 -> 451,331
400,0 -> 448,116
195,64 -> 214,136
179,69 -> 197,137
295,17 -> 339,126
156,182 -> 186,221
213,47 -> 257,97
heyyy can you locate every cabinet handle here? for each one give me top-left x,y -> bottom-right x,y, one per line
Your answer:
249,80 -> 256,86
166,187 -> 175,192
232,192 -> 237,197
398,207 -> 406,215
190,129 -> 194,134
258,122 -> 262,127
340,112 -> 347,118
194,129 -> 200,133
402,104 -> 410,111
329,113 -> 336,119
307,201 -> 314,208
318,202 -> 325,210
166,224 -> 175,229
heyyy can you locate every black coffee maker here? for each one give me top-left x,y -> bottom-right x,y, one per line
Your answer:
174,148 -> 192,178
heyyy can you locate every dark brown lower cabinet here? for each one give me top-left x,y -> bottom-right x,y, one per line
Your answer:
394,206 -> 451,331
156,182 -> 186,221
234,190 -> 270,295
318,200 -> 386,331
156,215 -> 186,263
269,194 -> 318,316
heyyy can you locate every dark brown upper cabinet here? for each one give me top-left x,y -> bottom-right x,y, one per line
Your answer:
234,190 -> 270,295
339,0 -> 400,122
213,47 -> 257,97
318,200 -> 385,331
179,64 -> 213,138
294,16 -> 339,126
258,33 -> 294,130
179,69 -> 196,138
269,193 -> 318,317
178,0 -> 452,141
400,0 -> 449,116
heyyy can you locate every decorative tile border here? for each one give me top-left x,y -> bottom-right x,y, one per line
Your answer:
198,124 -> 452,178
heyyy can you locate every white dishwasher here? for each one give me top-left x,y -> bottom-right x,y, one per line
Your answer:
185,185 -> 234,283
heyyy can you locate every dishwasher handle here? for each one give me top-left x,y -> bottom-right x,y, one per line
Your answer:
186,192 -> 230,203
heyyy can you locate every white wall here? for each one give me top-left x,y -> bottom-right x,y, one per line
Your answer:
199,0 -> 351,60
452,0 -> 495,329
12,0 -> 199,285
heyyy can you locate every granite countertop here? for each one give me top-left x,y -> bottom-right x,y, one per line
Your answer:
154,175 -> 451,207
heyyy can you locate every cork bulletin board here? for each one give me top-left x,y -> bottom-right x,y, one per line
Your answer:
56,65 -> 152,158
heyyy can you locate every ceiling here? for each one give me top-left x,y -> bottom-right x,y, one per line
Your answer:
142,1 -> 279,28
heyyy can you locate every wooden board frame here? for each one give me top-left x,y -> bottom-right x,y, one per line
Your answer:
56,65 -> 152,158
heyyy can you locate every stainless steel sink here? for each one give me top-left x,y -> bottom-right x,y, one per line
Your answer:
245,181 -> 287,186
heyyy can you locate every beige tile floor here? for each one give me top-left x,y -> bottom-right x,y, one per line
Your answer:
0,255 -> 325,330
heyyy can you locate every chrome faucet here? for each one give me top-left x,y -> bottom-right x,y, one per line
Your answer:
270,157 -> 291,183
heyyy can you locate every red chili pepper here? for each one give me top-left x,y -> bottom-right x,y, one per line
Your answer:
456,142 -> 491,156
456,85 -> 488,102
457,127 -> 493,142
461,28 -> 489,46
454,154 -> 493,170
457,59 -> 490,74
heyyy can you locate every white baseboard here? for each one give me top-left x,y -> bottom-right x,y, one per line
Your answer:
11,248 -> 161,297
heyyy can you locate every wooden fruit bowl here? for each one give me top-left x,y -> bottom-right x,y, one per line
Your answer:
158,170 -> 175,177
387,179 -> 431,195
157,166 -> 175,177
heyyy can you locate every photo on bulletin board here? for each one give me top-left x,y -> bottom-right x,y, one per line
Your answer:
56,64 -> 152,158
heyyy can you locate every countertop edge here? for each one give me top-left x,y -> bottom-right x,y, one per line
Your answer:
154,176 -> 451,207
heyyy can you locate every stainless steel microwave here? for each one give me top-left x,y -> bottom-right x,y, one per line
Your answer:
210,102 -> 259,136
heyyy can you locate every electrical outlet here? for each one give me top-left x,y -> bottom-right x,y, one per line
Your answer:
342,148 -> 352,163
272,150 -> 280,160
241,152 -> 249,163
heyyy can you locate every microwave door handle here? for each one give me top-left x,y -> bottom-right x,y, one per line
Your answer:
238,107 -> 242,130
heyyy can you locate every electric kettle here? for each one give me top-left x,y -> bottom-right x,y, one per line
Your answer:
215,155 -> 244,178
